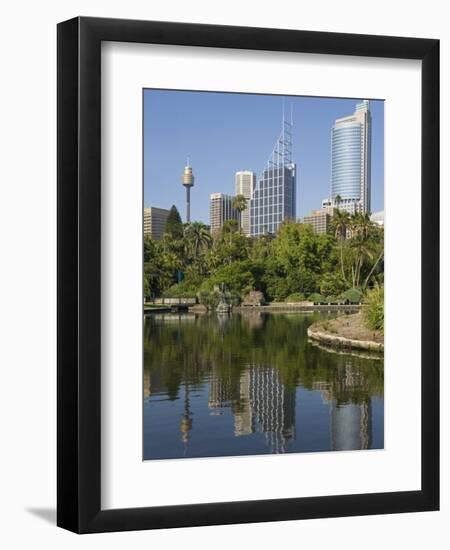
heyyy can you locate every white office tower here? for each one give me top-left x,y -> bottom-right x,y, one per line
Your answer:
235,171 -> 256,236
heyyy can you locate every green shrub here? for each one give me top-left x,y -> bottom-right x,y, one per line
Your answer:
324,295 -> 339,304
285,292 -> 306,302
163,280 -> 199,299
197,289 -> 240,309
307,293 -> 324,303
225,291 -> 241,306
143,274 -> 151,301
363,286 -> 384,332
197,289 -> 220,309
319,272 -> 347,296
340,288 -> 363,304
201,261 -> 255,296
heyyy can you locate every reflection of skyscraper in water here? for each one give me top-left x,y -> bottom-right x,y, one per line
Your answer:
315,358 -> 373,450
208,370 -> 239,410
244,366 -> 296,453
234,371 -> 253,436
328,359 -> 372,450
143,367 -> 166,398
208,365 -> 296,452
330,400 -> 372,451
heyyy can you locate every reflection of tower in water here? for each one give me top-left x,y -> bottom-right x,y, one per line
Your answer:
248,367 -> 296,453
327,358 -> 373,450
180,382 -> 193,454
330,400 -> 372,450
236,367 -> 296,453
233,371 -> 253,436
208,370 -> 239,410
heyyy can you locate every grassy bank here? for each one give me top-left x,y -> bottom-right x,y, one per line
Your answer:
307,311 -> 384,353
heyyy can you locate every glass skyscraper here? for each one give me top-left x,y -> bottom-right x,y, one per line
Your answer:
329,100 -> 372,214
250,117 -> 296,236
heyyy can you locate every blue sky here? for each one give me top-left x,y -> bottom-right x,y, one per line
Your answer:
143,90 -> 384,222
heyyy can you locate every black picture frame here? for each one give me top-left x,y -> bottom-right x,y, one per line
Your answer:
57,16 -> 439,533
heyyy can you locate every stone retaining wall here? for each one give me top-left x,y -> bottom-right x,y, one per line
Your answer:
307,327 -> 384,353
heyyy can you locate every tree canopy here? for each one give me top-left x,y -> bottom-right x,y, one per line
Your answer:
144,212 -> 384,305
164,205 -> 183,239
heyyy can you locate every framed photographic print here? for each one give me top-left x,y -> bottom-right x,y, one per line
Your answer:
57,17 -> 439,533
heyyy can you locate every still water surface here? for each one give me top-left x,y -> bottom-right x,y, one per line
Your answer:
144,311 -> 384,460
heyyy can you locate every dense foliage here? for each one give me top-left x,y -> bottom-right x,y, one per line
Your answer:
144,211 -> 384,309
363,285 -> 384,332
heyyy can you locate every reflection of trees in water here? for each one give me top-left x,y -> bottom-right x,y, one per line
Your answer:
144,313 -> 383,452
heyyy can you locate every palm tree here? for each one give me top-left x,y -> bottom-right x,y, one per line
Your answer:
331,209 -> 350,283
184,221 -> 212,258
347,212 -> 360,239
356,212 -> 373,239
345,213 -> 379,288
363,246 -> 384,290
232,194 -> 248,233
350,235 -> 374,288
332,209 -> 350,241
221,219 -> 238,245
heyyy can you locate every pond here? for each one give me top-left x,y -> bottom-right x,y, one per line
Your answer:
143,310 -> 384,460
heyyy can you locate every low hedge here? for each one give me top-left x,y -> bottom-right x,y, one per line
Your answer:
285,292 -> 306,302
307,293 -> 324,303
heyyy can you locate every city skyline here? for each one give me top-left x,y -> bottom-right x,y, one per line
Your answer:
144,90 -> 384,224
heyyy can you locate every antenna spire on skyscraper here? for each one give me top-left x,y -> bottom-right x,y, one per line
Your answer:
250,102 -> 296,237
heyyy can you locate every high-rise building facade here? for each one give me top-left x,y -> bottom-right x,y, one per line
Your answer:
330,100 -> 372,214
301,207 -> 336,234
209,193 -> 239,234
143,206 -> 171,240
250,117 -> 296,236
235,171 -> 256,236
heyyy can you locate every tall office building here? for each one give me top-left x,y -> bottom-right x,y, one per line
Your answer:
235,171 -> 256,236
330,99 -> 372,214
250,116 -> 296,236
209,192 -> 239,234
143,206 -> 171,240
